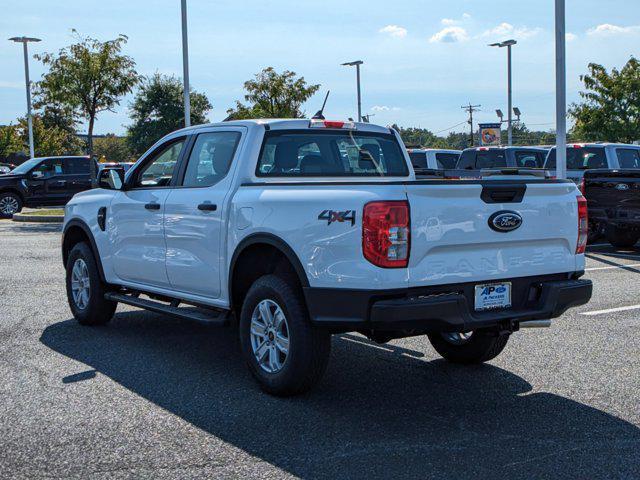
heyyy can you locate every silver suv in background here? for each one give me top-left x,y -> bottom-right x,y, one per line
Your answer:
407,148 -> 461,171
544,143 -> 640,184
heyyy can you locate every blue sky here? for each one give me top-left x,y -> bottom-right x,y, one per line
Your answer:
1,0 -> 638,136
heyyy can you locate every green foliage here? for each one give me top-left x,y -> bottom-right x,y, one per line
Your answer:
226,67 -> 320,120
126,73 -> 211,155
34,31 -> 140,157
17,115 -> 83,157
0,125 -> 23,158
570,57 -> 640,143
94,134 -> 133,163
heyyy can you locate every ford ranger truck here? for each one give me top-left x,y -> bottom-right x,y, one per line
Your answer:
61,119 -> 592,396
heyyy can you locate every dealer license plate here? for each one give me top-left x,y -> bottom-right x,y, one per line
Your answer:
474,282 -> 512,311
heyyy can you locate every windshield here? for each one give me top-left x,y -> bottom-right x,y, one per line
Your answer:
9,158 -> 42,175
257,130 -> 409,177
545,147 -> 607,169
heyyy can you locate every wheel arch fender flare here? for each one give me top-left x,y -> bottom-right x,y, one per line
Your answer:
228,232 -> 310,298
62,219 -> 107,283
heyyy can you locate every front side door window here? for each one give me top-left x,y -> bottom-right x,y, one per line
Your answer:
132,140 -> 185,188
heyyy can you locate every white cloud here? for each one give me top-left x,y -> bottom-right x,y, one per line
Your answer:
482,22 -> 541,40
441,18 -> 456,26
371,105 -> 400,112
379,24 -> 407,38
587,23 -> 640,36
429,26 -> 469,43
566,32 -> 577,42
462,13 -> 471,19
0,81 -> 22,89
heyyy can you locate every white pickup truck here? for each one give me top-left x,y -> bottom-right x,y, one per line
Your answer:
62,119 -> 592,395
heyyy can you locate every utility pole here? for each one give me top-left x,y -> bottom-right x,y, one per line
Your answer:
341,60 -> 363,122
461,103 -> 481,147
180,0 -> 191,128
9,36 -> 41,158
555,0 -> 567,179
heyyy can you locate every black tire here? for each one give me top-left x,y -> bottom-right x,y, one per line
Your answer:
239,274 -> 331,396
605,225 -> 639,248
66,242 -> 116,325
0,192 -> 22,218
428,331 -> 509,364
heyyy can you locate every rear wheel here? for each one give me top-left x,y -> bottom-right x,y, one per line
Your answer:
428,330 -> 509,364
66,242 -> 117,325
605,225 -> 639,248
0,192 -> 22,218
239,274 -> 331,396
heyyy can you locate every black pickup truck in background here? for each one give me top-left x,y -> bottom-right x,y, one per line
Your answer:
0,156 -> 96,218
583,168 -> 640,248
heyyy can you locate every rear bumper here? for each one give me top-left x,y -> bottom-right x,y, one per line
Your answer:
304,273 -> 592,333
589,207 -> 640,229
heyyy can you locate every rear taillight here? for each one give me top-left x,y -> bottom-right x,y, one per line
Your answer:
576,195 -> 588,254
363,201 -> 410,268
579,178 -> 585,195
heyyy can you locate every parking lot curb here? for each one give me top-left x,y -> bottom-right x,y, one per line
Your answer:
12,214 -> 64,223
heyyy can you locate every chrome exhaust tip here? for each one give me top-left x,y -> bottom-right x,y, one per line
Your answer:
519,319 -> 551,328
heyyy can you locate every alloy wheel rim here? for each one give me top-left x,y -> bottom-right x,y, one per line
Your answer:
250,299 -> 289,374
0,196 -> 19,215
71,258 -> 91,310
442,331 -> 473,345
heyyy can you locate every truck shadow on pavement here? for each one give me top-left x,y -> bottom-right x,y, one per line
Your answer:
41,312 -> 640,479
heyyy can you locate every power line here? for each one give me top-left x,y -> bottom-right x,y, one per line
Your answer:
461,103 -> 481,147
434,120 -> 468,135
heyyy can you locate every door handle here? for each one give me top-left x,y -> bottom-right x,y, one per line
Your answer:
197,203 -> 217,212
144,202 -> 161,210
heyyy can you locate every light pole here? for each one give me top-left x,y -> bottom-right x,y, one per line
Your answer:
489,39 -> 517,146
555,0 -> 567,179
9,36 -> 41,159
180,0 -> 191,127
341,60 -> 363,122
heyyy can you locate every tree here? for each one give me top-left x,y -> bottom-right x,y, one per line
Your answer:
570,57 -> 640,143
126,74 -> 211,155
34,31 -> 140,182
12,115 -> 83,157
0,125 -> 23,159
225,67 -> 320,120
94,134 -> 133,163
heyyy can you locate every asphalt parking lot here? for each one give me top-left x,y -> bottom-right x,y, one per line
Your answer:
1,221 -> 639,479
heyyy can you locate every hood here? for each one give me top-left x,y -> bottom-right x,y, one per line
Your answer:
0,172 -> 25,182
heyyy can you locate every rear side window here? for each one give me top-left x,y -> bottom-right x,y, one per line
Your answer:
435,153 -> 459,169
409,152 -> 427,169
616,148 -> 640,168
64,158 -> 91,175
545,147 -> 607,169
182,131 -> 241,187
256,131 -> 409,177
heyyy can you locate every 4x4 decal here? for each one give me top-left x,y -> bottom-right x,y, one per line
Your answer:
318,209 -> 356,226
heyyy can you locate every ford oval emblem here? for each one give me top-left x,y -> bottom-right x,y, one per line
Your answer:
615,183 -> 630,191
488,211 -> 522,232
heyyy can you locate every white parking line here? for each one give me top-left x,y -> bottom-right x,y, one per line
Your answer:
585,262 -> 640,272
581,304 -> 640,316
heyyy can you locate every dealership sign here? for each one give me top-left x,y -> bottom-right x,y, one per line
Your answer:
479,123 -> 501,146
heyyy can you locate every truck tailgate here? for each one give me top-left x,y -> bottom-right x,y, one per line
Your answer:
406,181 -> 581,286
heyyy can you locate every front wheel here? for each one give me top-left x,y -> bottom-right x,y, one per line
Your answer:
239,275 -> 331,396
428,330 -> 509,364
0,192 -> 22,218
66,242 -> 117,325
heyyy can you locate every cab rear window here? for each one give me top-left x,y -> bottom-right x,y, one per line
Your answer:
256,130 -> 409,177
545,147 -> 607,169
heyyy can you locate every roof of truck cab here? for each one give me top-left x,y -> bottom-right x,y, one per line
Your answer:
407,148 -> 461,154
547,143 -> 640,149
173,118 -> 394,135
462,146 -> 548,152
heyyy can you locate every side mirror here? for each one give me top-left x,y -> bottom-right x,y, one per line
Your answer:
98,168 -> 124,190
31,170 -> 44,179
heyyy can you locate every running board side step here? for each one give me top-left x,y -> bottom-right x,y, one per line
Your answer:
105,292 -> 230,326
